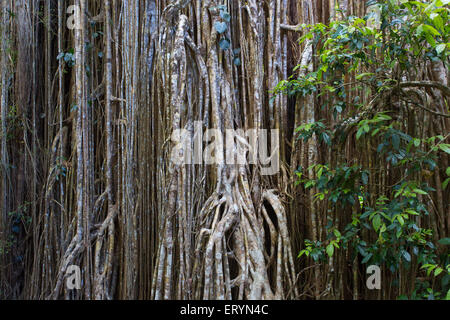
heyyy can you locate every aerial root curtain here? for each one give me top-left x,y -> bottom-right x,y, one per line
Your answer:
1,0 -> 447,300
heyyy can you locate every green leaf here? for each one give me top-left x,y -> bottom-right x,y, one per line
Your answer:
356,127 -> 364,140
321,132 -> 331,145
371,128 -> 380,137
425,32 -> 436,47
372,215 -> 382,232
423,24 -> 440,37
220,11 -> 231,22
405,209 -> 419,216
435,43 -> 446,54
219,38 -> 230,50
421,264 -> 434,270
402,250 -> 411,263
413,188 -> 428,195
214,21 -> 228,34
392,134 -> 400,150
416,24 -> 424,37
333,229 -> 341,238
363,124 -> 370,133
414,138 -> 421,147
435,267 -> 444,276
356,72 -> 374,80
443,178 -> 450,190
431,13 -> 444,31
438,144 -> 450,154
326,243 -> 334,257
361,253 -> 373,264
317,167 -> 323,179
362,172 -> 369,185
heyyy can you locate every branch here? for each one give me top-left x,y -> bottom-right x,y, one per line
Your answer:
399,81 -> 450,97
332,92 -> 385,136
111,96 -> 126,103
280,24 -> 302,32
332,81 -> 450,136
400,88 -> 450,118
408,100 -> 450,118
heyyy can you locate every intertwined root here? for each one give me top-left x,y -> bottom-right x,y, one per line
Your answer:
151,4 -> 298,300
192,168 -> 298,300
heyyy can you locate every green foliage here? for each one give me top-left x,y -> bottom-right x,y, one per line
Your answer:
8,202 -> 32,228
214,21 -> 227,34
272,0 -> 449,101
219,38 -> 230,50
0,236 -> 16,257
295,120 -> 331,146
278,0 -> 450,300
3,104 -> 23,141
212,5 -> 232,52
298,239 -> 327,261
56,48 -> 76,68
55,156 -> 67,181
233,48 -> 241,66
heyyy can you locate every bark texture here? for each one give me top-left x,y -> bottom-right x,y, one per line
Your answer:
0,0 -> 447,300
